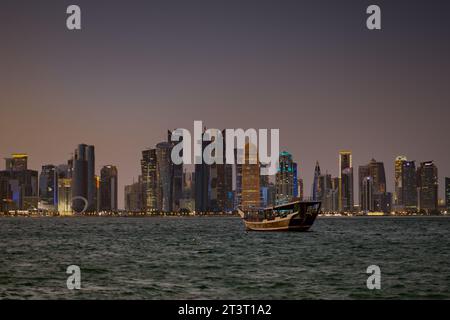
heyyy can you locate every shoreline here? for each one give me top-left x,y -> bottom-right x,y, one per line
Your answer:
0,214 -> 448,219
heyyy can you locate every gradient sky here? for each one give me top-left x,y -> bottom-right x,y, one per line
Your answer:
1,0 -> 449,209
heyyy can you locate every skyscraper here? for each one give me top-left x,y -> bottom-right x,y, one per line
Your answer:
402,160 -> 417,209
57,178 -> 72,215
0,154 -> 38,210
72,144 -> 96,213
195,129 -> 210,213
5,154 -> 28,171
100,165 -> 118,212
368,159 -> 386,194
234,148 -> 243,209
319,173 -> 333,212
39,164 -> 57,211
417,161 -> 438,213
0,174 -> 12,212
216,130 -> 234,212
312,161 -> 321,201
339,150 -> 354,212
298,178 -> 304,201
156,142 -> 173,212
445,177 -> 450,210
359,159 -> 391,213
358,164 -> 370,209
394,155 -> 407,205
241,143 -> 260,209
360,176 -> 374,212
293,163 -> 298,198
180,170 -> 195,212
168,130 -> 183,212
124,177 -> 143,212
141,148 -> 158,211
276,151 -> 294,204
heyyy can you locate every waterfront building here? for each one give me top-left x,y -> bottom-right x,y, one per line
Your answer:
446,177 -> 450,210
241,143 -> 260,209
180,170 -> 195,212
358,164 -> 370,209
319,173 -> 333,212
417,161 -> 438,213
168,130 -> 183,212
298,178 -> 304,201
57,178 -> 72,215
0,154 -> 38,210
373,192 -> 393,213
402,160 -> 417,209
368,159 -> 386,194
5,154 -> 28,171
39,165 -> 58,211
156,142 -> 173,212
360,176 -> 374,212
276,151 -> 295,204
339,150 -> 354,212
312,161 -> 321,201
293,163 -> 298,198
195,128 -> 210,213
394,156 -> 407,205
125,177 -> 143,212
72,144 -> 96,213
359,159 -> 391,213
141,148 -> 158,211
100,165 -> 118,212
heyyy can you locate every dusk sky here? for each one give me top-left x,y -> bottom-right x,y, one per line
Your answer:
1,0 -> 449,208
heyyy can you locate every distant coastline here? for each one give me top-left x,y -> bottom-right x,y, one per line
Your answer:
0,212 -> 448,218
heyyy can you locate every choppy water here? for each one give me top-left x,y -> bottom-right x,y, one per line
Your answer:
1,216 -> 449,299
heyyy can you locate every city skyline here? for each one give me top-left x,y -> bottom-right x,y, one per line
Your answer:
0,141 -> 448,212
1,0 -> 450,209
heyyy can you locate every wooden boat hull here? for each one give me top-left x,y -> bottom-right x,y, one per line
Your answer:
239,201 -> 320,232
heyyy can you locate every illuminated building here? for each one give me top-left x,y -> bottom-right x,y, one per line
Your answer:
141,148 -> 158,211
368,159 -> 386,194
298,178 -> 304,201
215,130 -> 233,212
180,170 -> 195,212
57,178 -> 72,215
359,159 -> 391,213
339,150 -> 354,212
445,177 -> 450,210
241,143 -> 260,209
319,173 -> 333,212
5,154 -> 28,171
156,142 -> 173,212
394,156 -> 407,205
312,161 -> 321,201
168,130 -> 183,212
100,165 -> 118,212
358,164 -> 370,209
402,160 -> 417,209
417,161 -> 438,213
195,128 -> 210,213
125,177 -> 143,212
360,176 -> 374,212
0,154 -> 38,210
72,144 -> 96,213
39,165 -> 57,211
293,163 -> 298,198
276,151 -> 294,205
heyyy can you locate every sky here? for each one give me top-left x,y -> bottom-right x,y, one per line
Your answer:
1,0 -> 449,209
